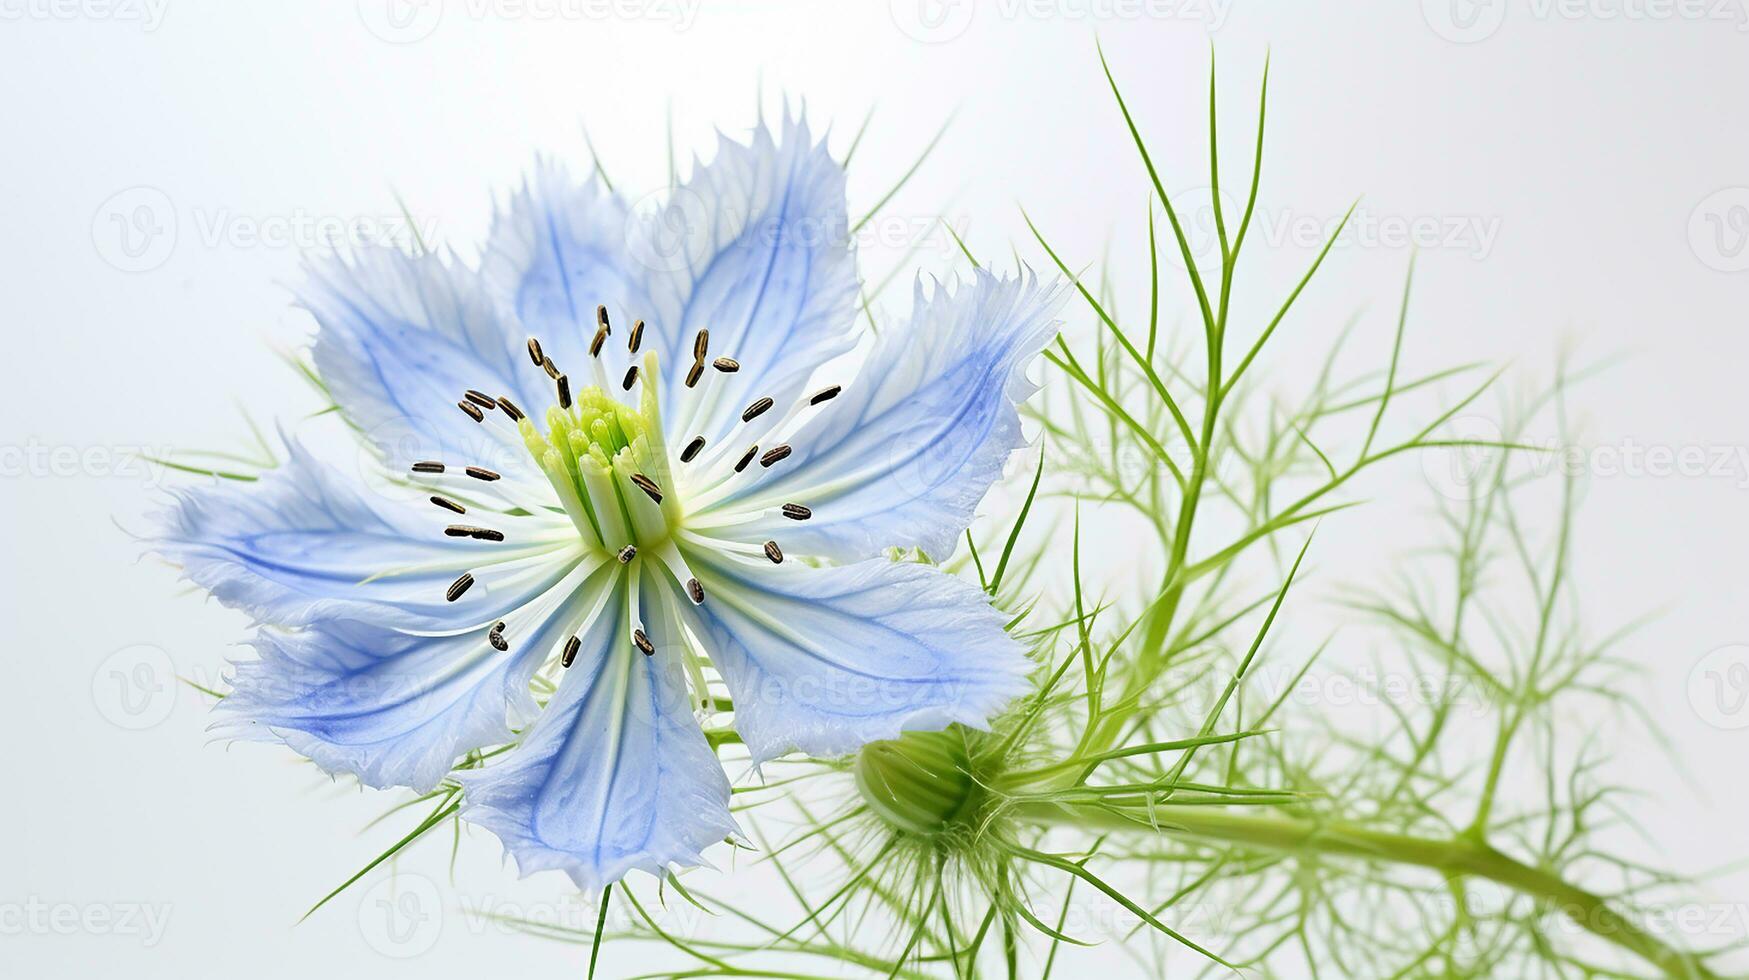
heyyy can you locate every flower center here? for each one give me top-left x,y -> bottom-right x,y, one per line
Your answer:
518,351 -> 682,558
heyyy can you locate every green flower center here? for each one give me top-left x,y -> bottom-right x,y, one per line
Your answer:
519,351 -> 682,557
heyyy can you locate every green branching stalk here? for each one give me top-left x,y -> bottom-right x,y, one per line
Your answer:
1010,804 -> 1721,980
225,49 -> 1739,980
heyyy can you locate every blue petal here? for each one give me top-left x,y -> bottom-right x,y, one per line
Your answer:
155,438 -> 580,630
481,162 -> 668,382
675,549 -> 1031,764
304,247 -> 550,485
693,269 -> 1064,562
213,561 -> 609,793
656,114 -> 859,450
455,569 -> 735,890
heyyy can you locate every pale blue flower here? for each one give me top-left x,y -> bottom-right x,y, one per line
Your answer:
156,114 -> 1065,890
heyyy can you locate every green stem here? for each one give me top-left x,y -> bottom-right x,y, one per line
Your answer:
1011,803 -> 1718,980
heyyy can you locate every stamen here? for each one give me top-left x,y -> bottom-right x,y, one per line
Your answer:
458,400 -> 485,423
628,319 -> 644,354
589,327 -> 607,358
466,466 -> 501,482
443,524 -> 505,542
430,495 -> 465,514
596,304 -> 612,335
488,622 -> 509,652
622,365 -> 639,391
445,572 -> 474,602
781,503 -> 812,521
527,337 -> 545,366
742,397 -> 774,422
556,374 -> 572,409
763,540 -> 784,564
712,357 -> 739,373
734,445 -> 758,473
464,390 -> 497,409
809,385 -> 842,405
498,396 -> 525,422
760,445 -> 792,467
561,634 -> 581,668
632,629 -> 655,656
412,461 -> 446,474
629,473 -> 663,504
680,436 -> 705,463
617,544 -> 638,564
543,356 -> 561,380
692,328 -> 709,361
685,361 -> 704,388
686,577 -> 705,604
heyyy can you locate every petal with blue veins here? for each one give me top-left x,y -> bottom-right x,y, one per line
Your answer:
692,269 -> 1065,562
155,439 -> 581,630
213,559 -> 611,793
673,548 -> 1032,764
456,569 -> 736,891
481,162 -> 668,380
303,247 -> 550,486
656,114 -> 859,448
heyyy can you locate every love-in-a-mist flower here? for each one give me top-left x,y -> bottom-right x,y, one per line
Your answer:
154,114 -> 1064,890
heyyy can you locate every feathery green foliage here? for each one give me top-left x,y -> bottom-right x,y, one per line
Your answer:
237,51 -> 1737,980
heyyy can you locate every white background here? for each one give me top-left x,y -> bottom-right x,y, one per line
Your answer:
2,1 -> 1747,977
